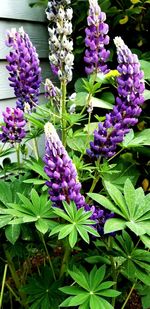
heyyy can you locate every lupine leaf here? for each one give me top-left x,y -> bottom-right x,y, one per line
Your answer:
124,179 -> 136,218
104,218 -> 126,234
97,289 -> 120,297
68,269 -> 90,290
90,294 -> 104,309
68,293 -> 89,306
5,224 -> 20,244
87,193 -> 123,217
59,286 -> 84,295
69,228 -> 78,248
104,181 -> 129,218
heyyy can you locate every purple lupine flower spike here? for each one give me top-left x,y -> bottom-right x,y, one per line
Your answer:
43,122 -> 87,208
46,0 -> 74,82
6,27 -> 42,111
87,37 -> 145,159
43,122 -> 103,223
84,0 -> 110,75
0,107 -> 26,144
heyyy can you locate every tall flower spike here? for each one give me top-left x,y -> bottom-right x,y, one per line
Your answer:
84,0 -> 110,75
43,122 -> 103,222
0,107 -> 26,144
46,0 -> 74,82
6,27 -> 42,111
87,37 -> 145,159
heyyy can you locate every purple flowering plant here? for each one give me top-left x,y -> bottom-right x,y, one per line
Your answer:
0,0 -> 150,308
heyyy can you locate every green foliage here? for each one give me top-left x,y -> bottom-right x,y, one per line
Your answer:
0,189 -> 56,243
59,265 -> 120,308
110,231 -> 150,286
50,201 -> 99,248
22,266 -> 63,309
88,179 -> 150,243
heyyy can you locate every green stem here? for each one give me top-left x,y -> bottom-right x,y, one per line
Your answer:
59,240 -> 71,278
121,283 -> 136,309
28,122 -> 39,160
6,283 -> 21,304
4,248 -> 27,307
40,234 -> 56,281
60,80 -> 67,146
32,136 -> 39,161
0,264 -> 8,309
16,143 -> 20,166
108,237 -> 118,308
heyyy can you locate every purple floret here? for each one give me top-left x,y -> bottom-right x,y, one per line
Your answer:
87,37 -> 145,159
5,27 -> 42,111
0,107 -> 26,144
84,0 -> 110,75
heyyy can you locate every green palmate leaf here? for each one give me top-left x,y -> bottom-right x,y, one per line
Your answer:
31,189 -> 40,209
85,256 -> 111,265
52,208 -> 72,222
124,178 -> 136,218
135,268 -> 150,286
98,297 -> 114,309
67,134 -> 87,153
50,202 -> 99,248
59,297 -> 74,307
90,295 -> 104,309
68,293 -> 89,306
140,60 -> 150,80
123,129 -> 150,148
77,226 -> 89,243
68,269 -> 90,291
87,193 -> 123,217
97,289 -> 120,297
74,92 -> 88,106
126,221 -> 148,236
60,265 -> 119,308
59,286 -> 84,295
104,181 -> 129,218
96,282 -> 115,291
144,89 -> 150,101
104,218 -> 126,234
69,228 -> 78,248
23,179 -> 46,185
35,219 -> 49,234
122,129 -> 134,147
0,215 -> 13,228
92,265 -> 106,290
140,235 -> 150,248
90,97 -> 113,110
17,193 -> 33,209
5,224 -> 21,244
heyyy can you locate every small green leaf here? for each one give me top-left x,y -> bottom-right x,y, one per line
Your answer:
68,293 -> 89,306
97,289 -> 120,297
140,235 -> 150,248
104,181 -> 129,218
59,286 -> 84,295
5,224 -> 20,244
35,219 -> 49,234
87,193 -> 123,217
69,228 -> 78,248
104,218 -> 126,234
0,215 -> 13,228
91,97 -> 113,110
124,179 -> 136,218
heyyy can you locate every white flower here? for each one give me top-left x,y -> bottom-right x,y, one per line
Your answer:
63,21 -> 72,35
66,8 -> 73,20
65,53 -> 74,66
